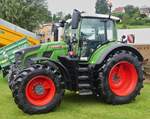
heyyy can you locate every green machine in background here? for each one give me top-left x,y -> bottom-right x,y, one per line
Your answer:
9,9 -> 144,114
0,38 -> 30,76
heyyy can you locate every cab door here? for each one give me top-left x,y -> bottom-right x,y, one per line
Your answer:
79,18 -> 107,61
64,21 -> 80,56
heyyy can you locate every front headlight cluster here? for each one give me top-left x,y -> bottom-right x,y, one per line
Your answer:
15,45 -> 40,65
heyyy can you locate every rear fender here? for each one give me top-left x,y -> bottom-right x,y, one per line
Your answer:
89,43 -> 143,65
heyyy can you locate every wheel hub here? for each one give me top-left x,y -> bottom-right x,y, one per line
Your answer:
112,74 -> 120,83
34,85 -> 45,95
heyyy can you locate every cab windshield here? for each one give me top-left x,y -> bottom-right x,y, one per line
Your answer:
80,18 -> 117,42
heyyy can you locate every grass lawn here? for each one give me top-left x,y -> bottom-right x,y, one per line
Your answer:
0,76 -> 150,119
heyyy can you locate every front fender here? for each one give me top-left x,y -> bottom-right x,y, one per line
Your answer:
15,41 -> 68,68
30,57 -> 71,83
88,42 -> 143,65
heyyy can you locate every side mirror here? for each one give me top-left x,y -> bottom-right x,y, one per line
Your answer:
53,27 -> 58,41
59,20 -> 66,27
71,9 -> 81,29
121,34 -> 135,44
127,34 -> 135,43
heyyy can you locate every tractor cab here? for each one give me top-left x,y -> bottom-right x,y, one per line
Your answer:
64,10 -> 119,61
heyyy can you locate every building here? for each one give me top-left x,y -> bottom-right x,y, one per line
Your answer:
37,23 -> 53,42
140,6 -> 150,17
113,7 -> 125,14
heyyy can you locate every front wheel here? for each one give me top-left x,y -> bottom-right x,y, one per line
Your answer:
97,50 -> 144,104
8,64 -> 17,90
12,62 -> 64,114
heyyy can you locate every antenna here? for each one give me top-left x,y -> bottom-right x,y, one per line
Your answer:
107,0 -> 113,18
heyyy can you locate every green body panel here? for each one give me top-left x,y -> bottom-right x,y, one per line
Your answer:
20,40 -> 117,68
22,41 -> 116,66
88,42 -> 116,64
22,41 -> 68,66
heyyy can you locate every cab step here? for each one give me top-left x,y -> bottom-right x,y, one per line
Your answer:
77,76 -> 89,80
79,89 -> 93,96
78,83 -> 91,88
78,67 -> 89,72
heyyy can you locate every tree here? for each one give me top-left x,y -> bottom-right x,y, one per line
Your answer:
122,14 -> 130,28
56,12 -> 63,19
95,0 -> 109,14
113,13 -> 124,19
64,14 -> 71,20
124,5 -> 140,18
51,12 -> 70,22
52,14 -> 60,22
0,0 -> 52,31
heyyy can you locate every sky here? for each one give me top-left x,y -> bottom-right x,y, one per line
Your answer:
47,0 -> 150,14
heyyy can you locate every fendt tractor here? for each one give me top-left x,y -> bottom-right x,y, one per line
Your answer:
9,9 -> 144,114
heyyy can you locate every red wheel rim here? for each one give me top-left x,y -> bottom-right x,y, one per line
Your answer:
108,61 -> 138,96
25,75 -> 56,106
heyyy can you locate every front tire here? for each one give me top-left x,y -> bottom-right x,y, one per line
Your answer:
97,50 -> 144,104
12,62 -> 64,114
2,67 -> 9,77
8,64 -> 17,90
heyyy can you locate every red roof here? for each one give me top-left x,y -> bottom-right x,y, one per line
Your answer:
113,7 -> 125,13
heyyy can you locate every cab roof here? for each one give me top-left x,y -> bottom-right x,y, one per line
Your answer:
81,13 -> 120,21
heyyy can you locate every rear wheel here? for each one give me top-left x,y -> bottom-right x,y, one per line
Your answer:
97,50 -> 144,104
12,62 -> 64,114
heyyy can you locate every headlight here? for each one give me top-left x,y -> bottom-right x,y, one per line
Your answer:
15,45 -> 40,60
15,50 -> 24,57
15,50 -> 24,62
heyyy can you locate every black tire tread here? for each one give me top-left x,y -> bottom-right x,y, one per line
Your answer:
12,62 -> 64,114
97,50 -> 144,104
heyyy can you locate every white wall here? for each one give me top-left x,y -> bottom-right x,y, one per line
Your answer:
118,28 -> 150,44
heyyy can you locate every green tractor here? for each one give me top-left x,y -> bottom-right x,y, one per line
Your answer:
10,10 -> 144,114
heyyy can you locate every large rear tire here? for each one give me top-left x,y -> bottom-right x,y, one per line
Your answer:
97,50 -> 144,104
12,62 -> 64,114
